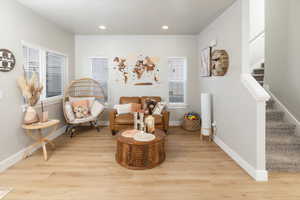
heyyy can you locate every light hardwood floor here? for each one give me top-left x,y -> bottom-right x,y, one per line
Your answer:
1,127 -> 300,200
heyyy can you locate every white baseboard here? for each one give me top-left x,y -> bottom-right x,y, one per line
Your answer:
213,135 -> 268,181
0,126 -> 66,173
265,86 -> 300,136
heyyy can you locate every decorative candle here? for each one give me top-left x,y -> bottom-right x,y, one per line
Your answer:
145,115 -> 155,133
134,112 -> 138,130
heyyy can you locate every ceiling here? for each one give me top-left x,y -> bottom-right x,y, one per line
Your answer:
17,0 -> 236,35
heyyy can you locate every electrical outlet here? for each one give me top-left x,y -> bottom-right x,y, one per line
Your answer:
212,121 -> 217,127
212,121 -> 217,135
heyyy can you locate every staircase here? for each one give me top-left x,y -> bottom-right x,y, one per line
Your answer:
252,63 -> 300,171
266,99 -> 299,172
252,63 -> 265,86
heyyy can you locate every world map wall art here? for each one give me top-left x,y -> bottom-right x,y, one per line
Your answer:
113,54 -> 160,86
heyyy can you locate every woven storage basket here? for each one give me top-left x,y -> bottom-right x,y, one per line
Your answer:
182,118 -> 201,132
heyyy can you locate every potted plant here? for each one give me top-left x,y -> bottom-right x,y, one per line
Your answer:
17,72 -> 43,124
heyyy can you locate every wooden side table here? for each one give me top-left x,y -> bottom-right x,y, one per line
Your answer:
22,119 -> 60,161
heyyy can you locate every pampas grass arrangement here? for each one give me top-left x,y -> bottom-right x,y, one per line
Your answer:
17,72 -> 43,106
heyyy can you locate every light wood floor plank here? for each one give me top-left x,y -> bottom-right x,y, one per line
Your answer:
1,127 -> 300,200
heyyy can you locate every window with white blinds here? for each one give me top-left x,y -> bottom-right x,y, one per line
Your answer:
23,46 -> 41,81
91,57 -> 109,102
168,57 -> 187,104
22,42 -> 67,101
46,52 -> 66,98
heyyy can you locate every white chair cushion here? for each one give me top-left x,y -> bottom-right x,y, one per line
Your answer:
71,115 -> 97,124
91,100 -> 104,117
65,101 -> 75,122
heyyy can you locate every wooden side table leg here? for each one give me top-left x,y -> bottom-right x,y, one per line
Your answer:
45,124 -> 58,149
42,143 -> 47,161
39,129 -> 48,161
45,139 -> 55,149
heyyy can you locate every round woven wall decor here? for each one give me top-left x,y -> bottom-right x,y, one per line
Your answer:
0,49 -> 16,72
211,50 -> 229,76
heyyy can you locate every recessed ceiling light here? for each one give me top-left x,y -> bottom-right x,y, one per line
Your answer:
162,25 -> 169,30
98,25 -> 107,30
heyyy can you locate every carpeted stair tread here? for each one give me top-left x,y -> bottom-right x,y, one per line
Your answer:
267,165 -> 300,172
267,151 -> 300,163
252,74 -> 264,81
267,143 -> 300,153
267,151 -> 300,172
252,73 -> 264,76
266,121 -> 296,130
266,134 -> 300,145
266,99 -> 275,109
253,68 -> 264,74
266,109 -> 284,121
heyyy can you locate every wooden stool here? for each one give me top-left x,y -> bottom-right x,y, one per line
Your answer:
22,119 -> 59,161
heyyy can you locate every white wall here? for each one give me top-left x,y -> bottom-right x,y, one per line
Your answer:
250,34 -> 265,69
75,35 -> 199,122
198,0 -> 267,180
250,0 -> 265,40
249,0 -> 265,69
0,0 -> 74,163
265,0 -> 300,121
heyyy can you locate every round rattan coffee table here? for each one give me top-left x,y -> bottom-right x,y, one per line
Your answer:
116,129 -> 166,170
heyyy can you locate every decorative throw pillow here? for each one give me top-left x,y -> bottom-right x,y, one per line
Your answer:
72,100 -> 90,119
69,97 -> 95,110
65,101 -> 75,122
91,100 -> 104,117
73,106 -> 89,119
114,104 -> 132,115
143,98 -> 157,115
130,103 -> 142,113
152,102 -> 166,115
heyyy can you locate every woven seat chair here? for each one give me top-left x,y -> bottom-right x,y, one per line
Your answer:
63,78 -> 105,137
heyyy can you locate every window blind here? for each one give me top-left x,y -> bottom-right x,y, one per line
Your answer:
46,52 -> 65,98
23,46 -> 41,80
168,58 -> 186,103
91,58 -> 109,102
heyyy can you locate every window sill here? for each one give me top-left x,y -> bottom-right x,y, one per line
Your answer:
37,96 -> 63,107
21,97 -> 63,112
167,103 -> 188,109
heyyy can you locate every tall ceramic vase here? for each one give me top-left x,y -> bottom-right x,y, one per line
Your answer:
24,106 -> 39,125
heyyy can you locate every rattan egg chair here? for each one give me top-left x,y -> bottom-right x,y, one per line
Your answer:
63,78 -> 105,137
